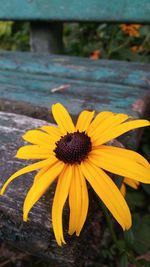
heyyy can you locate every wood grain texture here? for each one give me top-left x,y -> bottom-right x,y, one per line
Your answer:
0,51 -> 150,123
0,112 -> 103,267
0,0 -> 150,23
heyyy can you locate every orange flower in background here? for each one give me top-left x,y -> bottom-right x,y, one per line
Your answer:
120,178 -> 140,196
131,45 -> 144,53
1,103 -> 150,246
120,24 -> 141,37
90,49 -> 101,60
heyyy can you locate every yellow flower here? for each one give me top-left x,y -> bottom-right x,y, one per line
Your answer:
1,103 -> 150,246
120,178 -> 140,196
120,24 -> 141,37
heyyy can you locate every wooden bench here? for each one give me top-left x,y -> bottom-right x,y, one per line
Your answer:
0,1 -> 150,266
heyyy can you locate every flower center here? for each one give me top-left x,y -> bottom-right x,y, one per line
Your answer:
54,131 -> 92,164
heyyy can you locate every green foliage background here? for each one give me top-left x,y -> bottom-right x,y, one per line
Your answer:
0,21 -> 29,51
0,21 -> 150,62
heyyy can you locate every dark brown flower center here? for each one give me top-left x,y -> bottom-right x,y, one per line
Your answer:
54,131 -> 92,164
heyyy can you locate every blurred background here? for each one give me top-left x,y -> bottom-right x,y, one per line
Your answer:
0,22 -> 150,61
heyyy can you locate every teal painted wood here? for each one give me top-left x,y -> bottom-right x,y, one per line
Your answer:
0,52 -> 150,123
0,52 -> 149,88
0,0 -> 150,23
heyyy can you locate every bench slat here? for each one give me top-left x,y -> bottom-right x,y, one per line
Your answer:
0,0 -> 150,23
0,52 -> 150,123
0,52 -> 150,87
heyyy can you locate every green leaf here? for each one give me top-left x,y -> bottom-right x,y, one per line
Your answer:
124,229 -> 134,247
118,253 -> 128,267
132,214 -> 150,254
126,191 -> 146,210
138,259 -> 150,267
142,184 -> 150,195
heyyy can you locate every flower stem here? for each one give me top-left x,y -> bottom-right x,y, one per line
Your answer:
101,202 -> 122,251
101,202 -> 141,267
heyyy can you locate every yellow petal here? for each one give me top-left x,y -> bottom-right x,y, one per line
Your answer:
52,103 -> 75,134
52,165 -> 72,246
93,119 -> 150,146
22,130 -> 54,145
76,110 -> 95,132
90,113 -> 129,141
16,145 -> 55,159
23,161 -> 64,222
124,177 -> 140,189
68,165 -> 88,236
120,183 -> 126,197
87,111 -> 113,136
68,165 -> 79,235
0,157 -> 57,195
92,145 -> 149,167
40,125 -> 61,141
34,165 -> 50,183
76,168 -> 89,236
68,165 -> 89,236
89,149 -> 150,183
81,160 -> 132,230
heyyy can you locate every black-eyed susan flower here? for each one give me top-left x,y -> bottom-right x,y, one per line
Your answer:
1,103 -> 150,246
120,178 -> 140,196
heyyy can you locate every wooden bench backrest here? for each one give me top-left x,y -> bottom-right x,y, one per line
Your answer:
0,0 -> 150,23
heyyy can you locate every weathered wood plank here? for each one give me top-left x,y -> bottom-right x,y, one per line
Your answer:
0,52 -> 149,88
0,0 -> 150,23
0,52 -> 150,122
0,112 -> 103,267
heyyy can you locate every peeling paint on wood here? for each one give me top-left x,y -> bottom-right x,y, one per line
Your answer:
0,52 -> 150,121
